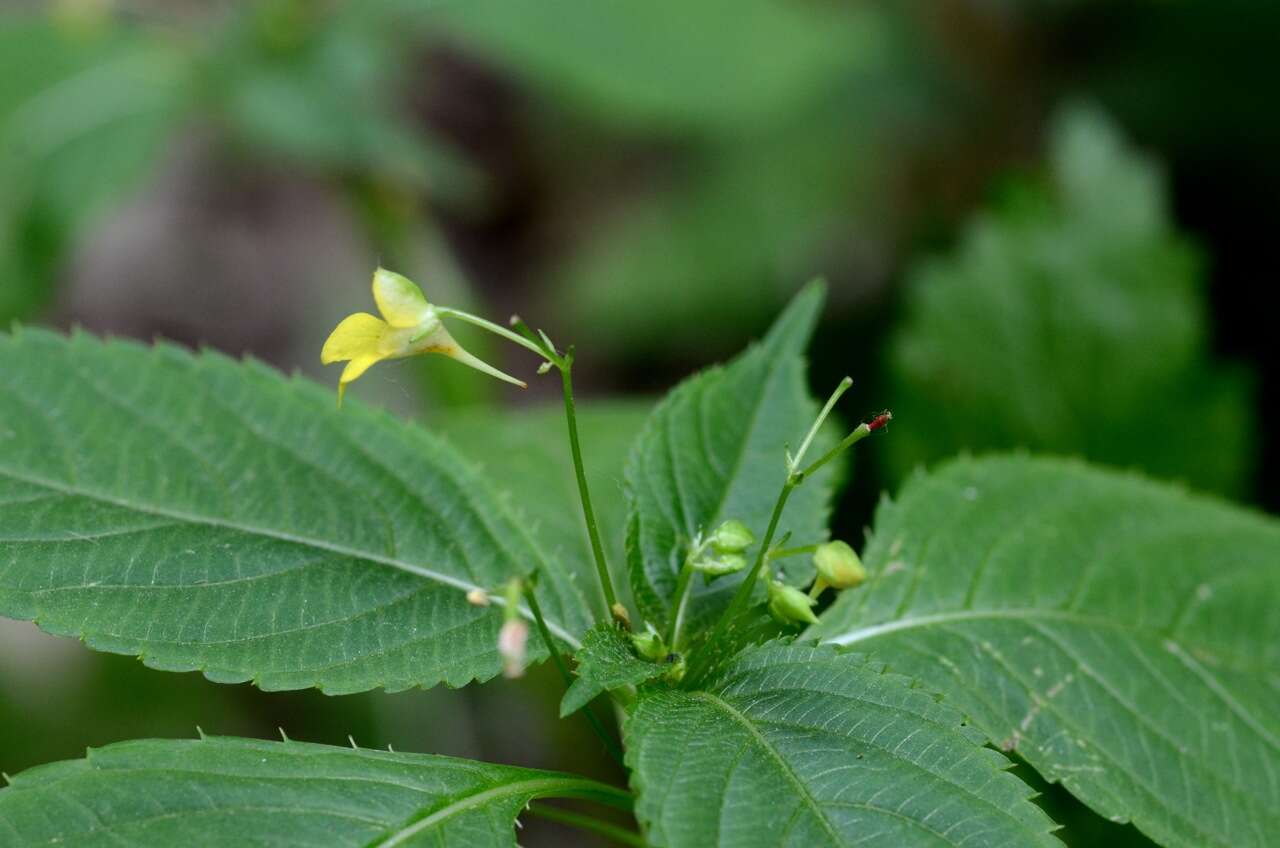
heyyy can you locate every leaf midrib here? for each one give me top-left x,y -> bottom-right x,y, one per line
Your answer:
821,606 -> 1265,678
690,690 -> 843,845
369,776 -> 620,847
0,465 -> 580,647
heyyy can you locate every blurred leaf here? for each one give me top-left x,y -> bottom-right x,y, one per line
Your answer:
0,628 -> 384,778
624,642 -> 1058,847
624,283 -> 835,633
812,455 -> 1280,848
886,104 -> 1253,495
0,15 -> 182,322
433,0 -> 889,133
437,400 -> 651,615
554,113 -> 881,354
0,735 -> 628,846
200,0 -> 476,199
0,329 -> 593,694
560,623 -> 665,718
434,1 -> 909,355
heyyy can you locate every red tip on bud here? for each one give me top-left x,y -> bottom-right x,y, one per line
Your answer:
867,411 -> 893,432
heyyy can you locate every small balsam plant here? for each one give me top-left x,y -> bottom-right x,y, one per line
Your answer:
0,272 -> 1275,847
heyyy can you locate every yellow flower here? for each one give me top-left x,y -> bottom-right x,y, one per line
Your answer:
322,268 -> 526,404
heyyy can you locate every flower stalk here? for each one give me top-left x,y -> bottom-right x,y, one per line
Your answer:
510,316 -> 625,624
686,379 -> 891,686
523,580 -> 625,767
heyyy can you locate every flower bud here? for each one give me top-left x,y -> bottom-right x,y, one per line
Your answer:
710,519 -> 754,554
663,652 -> 687,684
497,618 -> 529,678
632,623 -> 667,662
692,552 -> 747,579
813,541 -> 866,590
767,580 -> 819,626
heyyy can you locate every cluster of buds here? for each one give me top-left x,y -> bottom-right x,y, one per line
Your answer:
688,520 -> 755,582
766,540 -> 867,627
630,623 -> 686,683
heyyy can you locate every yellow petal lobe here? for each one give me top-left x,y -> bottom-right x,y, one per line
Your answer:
336,354 -> 383,407
372,268 -> 431,328
322,313 -> 388,364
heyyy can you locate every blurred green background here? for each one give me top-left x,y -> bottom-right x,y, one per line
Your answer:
2,1 -> 1276,844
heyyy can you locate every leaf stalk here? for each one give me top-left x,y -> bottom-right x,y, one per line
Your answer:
523,583 -> 625,767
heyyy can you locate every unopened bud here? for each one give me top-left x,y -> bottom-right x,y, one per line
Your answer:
466,589 -> 490,606
710,520 -> 754,554
632,623 -> 667,661
767,580 -> 819,626
498,618 -> 529,678
692,552 -> 748,580
611,602 -> 632,628
663,653 -> 687,684
813,541 -> 866,590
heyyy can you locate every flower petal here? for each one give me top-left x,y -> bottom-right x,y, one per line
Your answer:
336,354 -> 382,406
372,268 -> 431,328
321,313 -> 387,364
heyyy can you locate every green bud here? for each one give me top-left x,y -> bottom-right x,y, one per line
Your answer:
813,541 -> 866,590
632,623 -> 667,662
663,653 -> 687,684
692,552 -> 748,578
710,519 -> 754,554
767,580 -> 819,626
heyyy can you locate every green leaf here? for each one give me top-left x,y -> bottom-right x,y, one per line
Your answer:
0,329 -> 593,693
885,104 -> 1254,496
811,456 -> 1280,848
561,623 -> 668,718
624,282 -> 835,633
0,735 -> 629,846
433,0 -> 885,133
436,401 -> 651,614
624,641 -> 1058,847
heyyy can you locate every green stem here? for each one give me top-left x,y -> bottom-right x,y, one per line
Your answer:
769,544 -> 820,561
527,804 -> 647,847
789,376 -> 851,472
666,559 -> 696,651
794,423 -> 872,482
559,353 -> 622,617
686,482 -> 795,685
505,317 -> 624,625
524,584 -> 625,767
